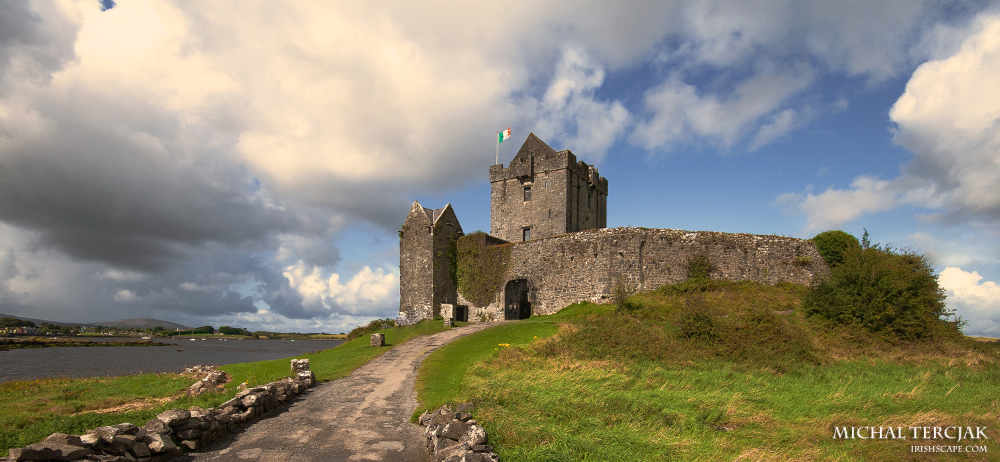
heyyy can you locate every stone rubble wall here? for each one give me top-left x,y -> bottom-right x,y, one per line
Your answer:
418,404 -> 499,462
185,365 -> 231,396
4,361 -> 317,462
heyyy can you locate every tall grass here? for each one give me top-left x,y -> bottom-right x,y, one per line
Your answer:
415,321 -> 557,418
417,280 -> 1000,461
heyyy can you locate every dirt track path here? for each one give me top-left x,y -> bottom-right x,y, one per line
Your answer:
172,322 -> 502,462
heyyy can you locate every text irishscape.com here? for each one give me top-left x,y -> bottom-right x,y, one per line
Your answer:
833,426 -> 989,454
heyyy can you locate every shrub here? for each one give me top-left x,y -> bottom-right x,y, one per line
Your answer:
610,275 -> 639,314
804,232 -> 959,341
686,253 -> 715,281
456,232 -> 511,306
346,318 -> 396,341
811,230 -> 859,267
677,294 -> 716,340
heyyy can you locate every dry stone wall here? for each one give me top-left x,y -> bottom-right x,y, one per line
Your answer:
464,227 -> 829,321
4,361 -> 317,462
418,404 -> 499,462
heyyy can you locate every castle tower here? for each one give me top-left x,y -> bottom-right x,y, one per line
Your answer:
489,133 -> 608,242
398,201 -> 463,323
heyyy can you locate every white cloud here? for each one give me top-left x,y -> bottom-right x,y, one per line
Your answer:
632,66 -> 814,151
0,0 -> 993,332
283,262 -> 398,317
750,108 -> 803,150
939,267 -> 1000,337
113,289 -> 137,303
777,176 -> 898,232
532,48 -> 630,162
100,269 -> 145,282
780,13 -> 1000,232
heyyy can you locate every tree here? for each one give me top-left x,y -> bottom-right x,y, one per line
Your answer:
218,326 -> 250,336
0,317 -> 34,328
811,230 -> 860,267
804,231 -> 958,340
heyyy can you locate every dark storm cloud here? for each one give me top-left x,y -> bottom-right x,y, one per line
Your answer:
0,87 -> 302,271
0,0 -> 77,87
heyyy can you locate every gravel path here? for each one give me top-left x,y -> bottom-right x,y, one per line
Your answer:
171,322 -> 502,462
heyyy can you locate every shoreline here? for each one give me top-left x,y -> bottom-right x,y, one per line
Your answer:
0,336 -> 173,351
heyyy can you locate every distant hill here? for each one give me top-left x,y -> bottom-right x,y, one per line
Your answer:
0,313 -> 187,330
95,318 -> 189,330
0,312 -> 96,328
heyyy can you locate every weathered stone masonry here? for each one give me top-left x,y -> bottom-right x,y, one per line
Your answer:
400,133 -> 829,324
399,201 -> 464,324
460,227 -> 829,321
490,133 -> 607,243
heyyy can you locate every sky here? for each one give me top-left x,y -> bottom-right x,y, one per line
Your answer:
1,1 -> 999,336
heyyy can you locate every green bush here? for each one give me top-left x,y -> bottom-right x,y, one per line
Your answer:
811,230 -> 859,267
686,253 -> 715,280
610,275 -> 639,314
804,232 -> 958,340
677,294 -> 715,340
456,232 -> 511,306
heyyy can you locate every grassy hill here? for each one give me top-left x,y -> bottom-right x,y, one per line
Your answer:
417,280 -> 1000,461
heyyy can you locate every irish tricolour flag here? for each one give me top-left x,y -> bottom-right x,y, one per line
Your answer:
498,127 -> 511,144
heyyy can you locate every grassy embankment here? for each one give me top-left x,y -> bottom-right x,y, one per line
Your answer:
1,318 -> 446,456
416,280 -> 1000,461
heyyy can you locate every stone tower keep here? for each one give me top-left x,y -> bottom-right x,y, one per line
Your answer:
398,201 -> 464,323
489,133 -> 608,242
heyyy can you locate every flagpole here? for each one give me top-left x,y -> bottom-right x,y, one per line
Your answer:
496,132 -> 499,166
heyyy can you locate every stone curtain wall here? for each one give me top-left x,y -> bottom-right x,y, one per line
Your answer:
466,227 -> 829,321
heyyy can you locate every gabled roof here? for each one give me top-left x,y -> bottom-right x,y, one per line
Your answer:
406,200 -> 457,226
512,132 -> 557,162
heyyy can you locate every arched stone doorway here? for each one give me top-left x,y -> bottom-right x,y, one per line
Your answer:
504,279 -> 532,320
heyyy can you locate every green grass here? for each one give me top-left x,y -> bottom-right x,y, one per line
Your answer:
414,280 -> 1000,461
0,374 -> 224,453
1,318 -> 450,457
464,353 -> 1000,461
221,318 -> 452,387
415,321 -> 558,418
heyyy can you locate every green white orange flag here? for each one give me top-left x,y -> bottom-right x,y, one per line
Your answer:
498,127 -> 511,144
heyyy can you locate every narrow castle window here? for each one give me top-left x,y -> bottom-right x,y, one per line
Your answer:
523,186 -> 531,201
522,227 -> 531,242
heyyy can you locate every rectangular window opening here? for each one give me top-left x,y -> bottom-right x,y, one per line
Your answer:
523,186 -> 532,202
522,228 -> 531,242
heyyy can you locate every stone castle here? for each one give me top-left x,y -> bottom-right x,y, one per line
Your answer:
398,134 -> 829,324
